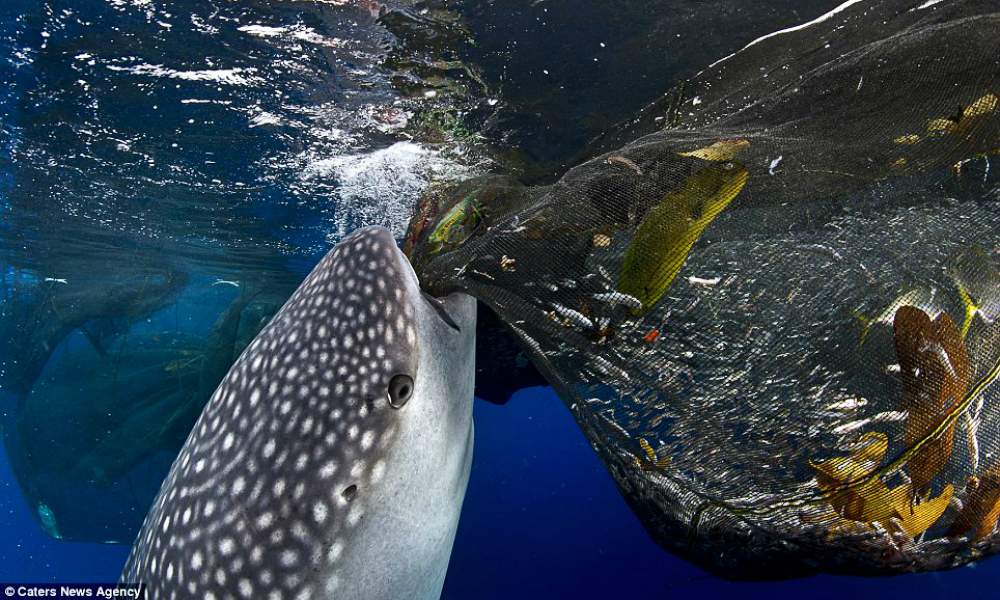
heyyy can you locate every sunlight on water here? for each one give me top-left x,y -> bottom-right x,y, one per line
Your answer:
1,0 -> 998,597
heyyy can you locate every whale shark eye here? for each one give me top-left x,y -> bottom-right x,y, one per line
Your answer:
387,374 -> 414,408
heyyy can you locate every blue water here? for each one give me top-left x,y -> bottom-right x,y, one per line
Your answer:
2,385 -> 999,598
2,0 -> 999,597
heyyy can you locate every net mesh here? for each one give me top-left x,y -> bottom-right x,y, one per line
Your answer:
406,0 -> 1000,579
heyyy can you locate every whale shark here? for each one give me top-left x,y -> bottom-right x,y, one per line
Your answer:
121,226 -> 477,599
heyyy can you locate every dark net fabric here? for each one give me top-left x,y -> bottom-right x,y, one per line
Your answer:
406,0 -> 1000,579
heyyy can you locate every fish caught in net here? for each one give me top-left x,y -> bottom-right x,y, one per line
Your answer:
406,0 -> 1000,579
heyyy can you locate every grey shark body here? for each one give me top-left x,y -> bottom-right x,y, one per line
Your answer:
121,226 -> 477,599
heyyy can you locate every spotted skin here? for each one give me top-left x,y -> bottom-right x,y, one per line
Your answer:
121,226 -> 477,600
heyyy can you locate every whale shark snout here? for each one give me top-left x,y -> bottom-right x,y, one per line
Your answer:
122,225 -> 477,600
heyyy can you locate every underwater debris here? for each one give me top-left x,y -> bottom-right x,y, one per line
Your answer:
926,93 -> 998,139
426,189 -> 483,255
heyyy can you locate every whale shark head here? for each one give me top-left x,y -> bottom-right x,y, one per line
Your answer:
122,226 -> 477,600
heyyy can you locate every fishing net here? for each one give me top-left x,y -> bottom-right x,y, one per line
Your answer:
0,290 -> 280,542
406,0 -> 1000,579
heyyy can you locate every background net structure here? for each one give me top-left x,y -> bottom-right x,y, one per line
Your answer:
407,0 -> 1000,579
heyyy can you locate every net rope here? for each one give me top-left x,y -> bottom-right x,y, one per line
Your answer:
407,0 -> 1000,578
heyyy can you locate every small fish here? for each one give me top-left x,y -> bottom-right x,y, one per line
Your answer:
212,279 -> 239,288
688,275 -> 721,286
851,288 -> 940,345
618,161 -> 748,315
793,243 -> 843,262
44,277 -> 68,284
946,244 -> 999,337
831,410 -> 906,434
551,304 -> 594,330
604,156 -> 643,176
768,156 -> 783,175
592,355 -> 630,381
37,503 -> 62,540
677,139 -> 750,162
644,329 -> 660,343
591,292 -> 643,310
825,397 -> 868,411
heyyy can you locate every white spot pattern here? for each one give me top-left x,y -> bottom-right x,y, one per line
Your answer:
120,227 -> 421,599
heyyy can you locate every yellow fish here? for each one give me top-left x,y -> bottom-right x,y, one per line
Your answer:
850,287 -> 941,345
926,93 -> 998,138
891,485 -> 954,538
618,161 -> 747,316
676,139 -> 750,162
947,244 -> 999,338
812,432 -> 906,523
637,437 -> 671,471
810,431 -> 953,537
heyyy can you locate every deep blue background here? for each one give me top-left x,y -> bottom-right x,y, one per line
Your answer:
1,0 -> 998,596
2,384 -> 997,599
